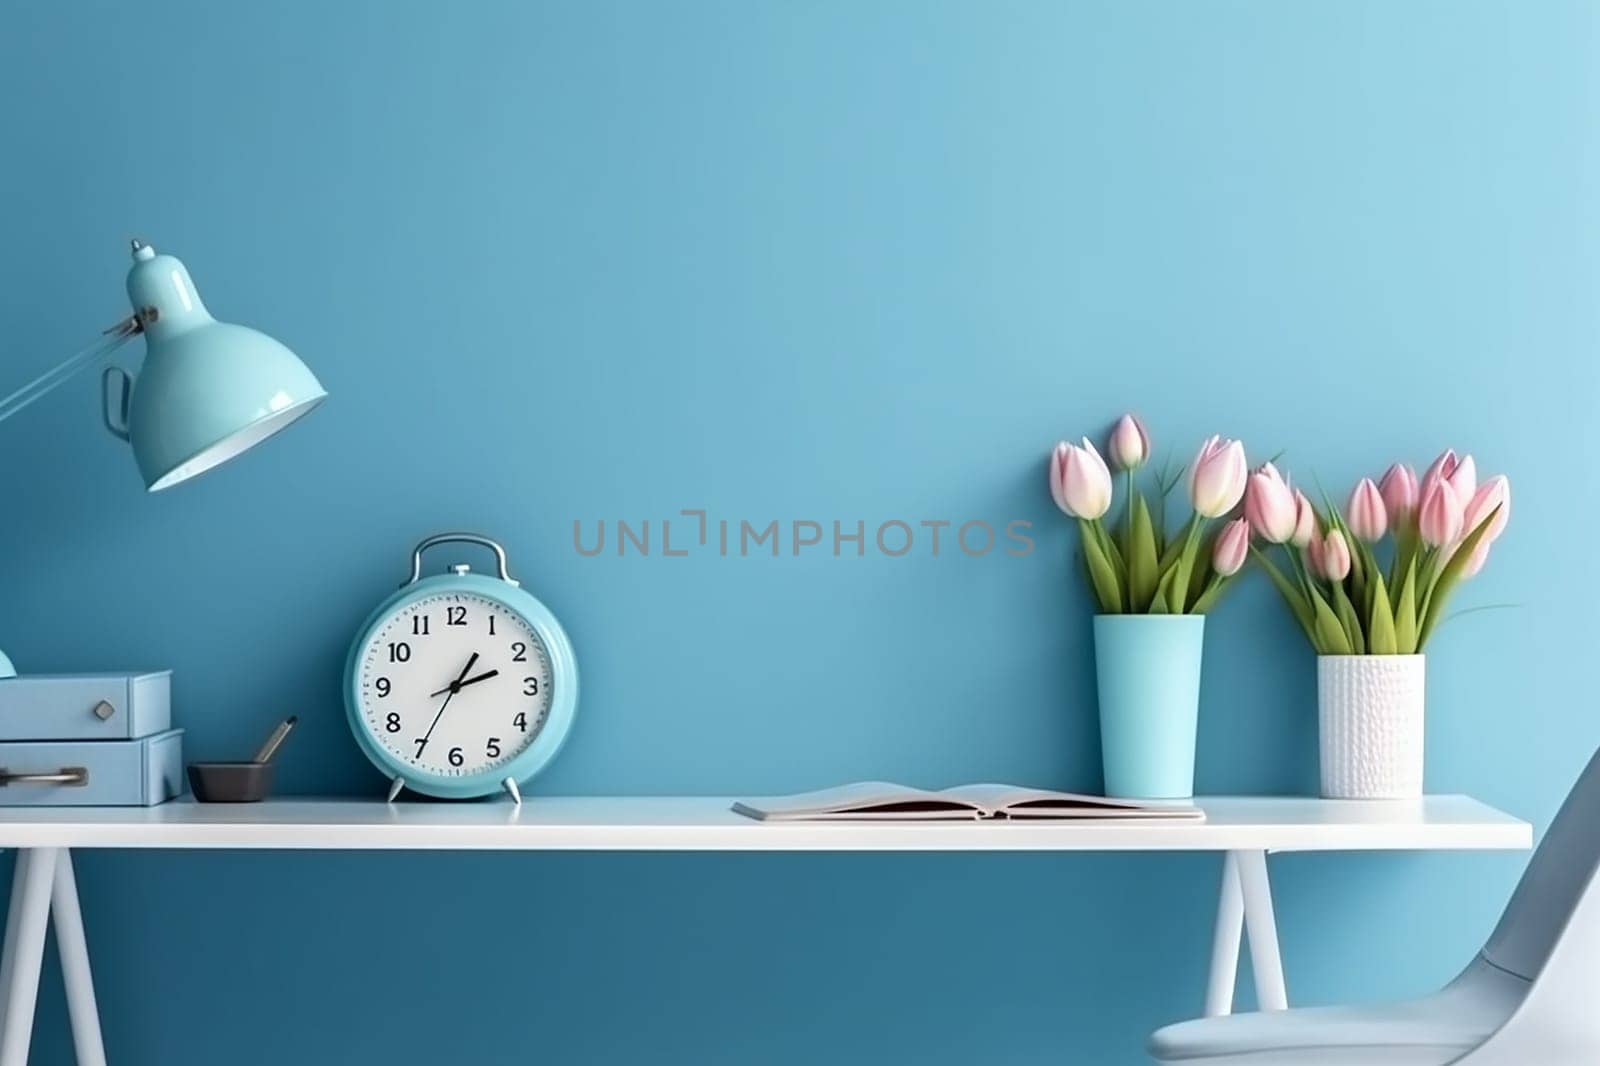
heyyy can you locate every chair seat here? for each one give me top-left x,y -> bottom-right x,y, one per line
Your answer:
1148,959 -> 1527,1065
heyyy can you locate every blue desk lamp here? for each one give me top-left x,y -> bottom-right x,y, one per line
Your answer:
0,239 -> 327,674
1,239 -> 326,491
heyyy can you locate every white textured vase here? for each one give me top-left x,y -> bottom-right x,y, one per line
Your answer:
1317,655 -> 1426,799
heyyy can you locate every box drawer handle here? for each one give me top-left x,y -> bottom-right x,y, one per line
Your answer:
0,767 -> 88,787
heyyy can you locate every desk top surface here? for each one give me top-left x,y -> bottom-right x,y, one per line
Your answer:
0,795 -> 1532,851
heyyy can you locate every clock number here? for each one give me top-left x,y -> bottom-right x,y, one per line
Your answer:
447,606 -> 467,627
523,677 -> 539,695
488,615 -> 497,636
388,641 -> 411,663
385,712 -> 401,733
486,737 -> 502,759
513,712 -> 528,732
511,642 -> 527,662
375,677 -> 391,697
412,615 -> 430,636
413,738 -> 428,758
448,746 -> 464,767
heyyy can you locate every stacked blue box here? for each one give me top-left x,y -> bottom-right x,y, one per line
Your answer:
0,673 -> 183,806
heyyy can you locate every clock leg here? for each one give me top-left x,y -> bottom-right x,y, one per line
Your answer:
503,778 -> 522,806
386,776 -> 405,803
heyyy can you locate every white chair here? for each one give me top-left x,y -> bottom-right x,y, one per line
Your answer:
1149,747 -> 1600,1065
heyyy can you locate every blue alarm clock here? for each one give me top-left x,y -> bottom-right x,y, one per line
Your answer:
344,533 -> 578,802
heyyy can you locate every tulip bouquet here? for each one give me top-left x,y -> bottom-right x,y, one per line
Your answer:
1246,451 -> 1509,655
1050,415 -> 1251,615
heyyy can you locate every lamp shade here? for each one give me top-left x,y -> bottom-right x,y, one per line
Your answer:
108,244 -> 326,491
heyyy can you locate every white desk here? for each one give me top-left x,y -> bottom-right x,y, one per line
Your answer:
0,795 -> 1531,1066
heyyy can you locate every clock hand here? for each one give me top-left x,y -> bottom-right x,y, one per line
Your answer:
452,653 -> 479,689
416,653 -> 480,754
429,669 -> 499,698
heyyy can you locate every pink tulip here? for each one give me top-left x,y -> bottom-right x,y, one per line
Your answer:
1107,413 -> 1150,471
1049,438 -> 1113,520
1420,449 -> 1460,501
1463,475 -> 1510,543
1212,518 -> 1250,577
1319,529 -> 1352,582
1049,443 -> 1073,513
1189,436 -> 1248,519
1417,478 -> 1464,548
1457,475 -> 1511,577
1303,534 -> 1324,579
1448,454 -> 1477,502
1245,462 -> 1296,544
1379,463 -> 1419,526
1346,478 -> 1388,542
1290,489 -> 1317,549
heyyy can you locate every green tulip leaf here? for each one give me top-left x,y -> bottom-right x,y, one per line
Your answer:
1128,494 -> 1160,612
1307,584 -> 1352,655
1416,547 -> 1445,622
1096,518 -> 1126,576
1331,582 -> 1366,655
1080,518 -> 1124,613
1416,504 -> 1503,649
1250,546 -> 1316,640
1188,529 -> 1216,607
1189,574 -> 1229,615
1367,569 -> 1397,654
1167,521 -> 1204,615
1119,472 -> 1137,563
1150,559 -> 1181,615
1391,530 -> 1417,606
1394,556 -> 1418,654
1157,513 -> 1196,579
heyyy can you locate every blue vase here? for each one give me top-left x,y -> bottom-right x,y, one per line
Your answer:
1093,614 -> 1206,799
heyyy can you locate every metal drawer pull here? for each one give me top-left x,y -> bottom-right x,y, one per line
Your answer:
0,766 -> 88,787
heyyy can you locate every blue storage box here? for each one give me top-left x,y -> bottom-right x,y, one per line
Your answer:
0,729 -> 184,806
0,672 -> 171,741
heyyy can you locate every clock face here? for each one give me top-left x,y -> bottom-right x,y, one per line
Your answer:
354,591 -> 554,779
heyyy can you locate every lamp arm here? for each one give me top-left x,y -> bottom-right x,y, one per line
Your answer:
0,315 -> 142,427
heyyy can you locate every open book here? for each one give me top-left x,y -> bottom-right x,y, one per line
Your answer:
732,782 -> 1205,822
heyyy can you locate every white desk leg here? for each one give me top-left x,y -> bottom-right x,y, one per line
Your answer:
51,851 -> 106,1066
1204,851 -> 1244,1017
0,847 -> 60,1066
1236,849 -> 1288,1011
0,854 -> 27,1024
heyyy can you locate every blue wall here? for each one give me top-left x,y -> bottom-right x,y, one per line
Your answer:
1,1 -> 1592,1062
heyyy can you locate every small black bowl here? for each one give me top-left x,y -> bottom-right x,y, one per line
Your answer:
188,762 -> 274,803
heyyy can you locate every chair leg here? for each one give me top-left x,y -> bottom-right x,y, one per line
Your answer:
0,848 -> 60,1066
1205,852 -> 1245,1017
51,851 -> 106,1066
1236,849 -> 1288,1011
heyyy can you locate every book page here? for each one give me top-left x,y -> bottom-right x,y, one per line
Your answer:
732,782 -> 1204,821
940,784 -> 1144,814
940,784 -> 1203,818
732,782 -> 978,821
